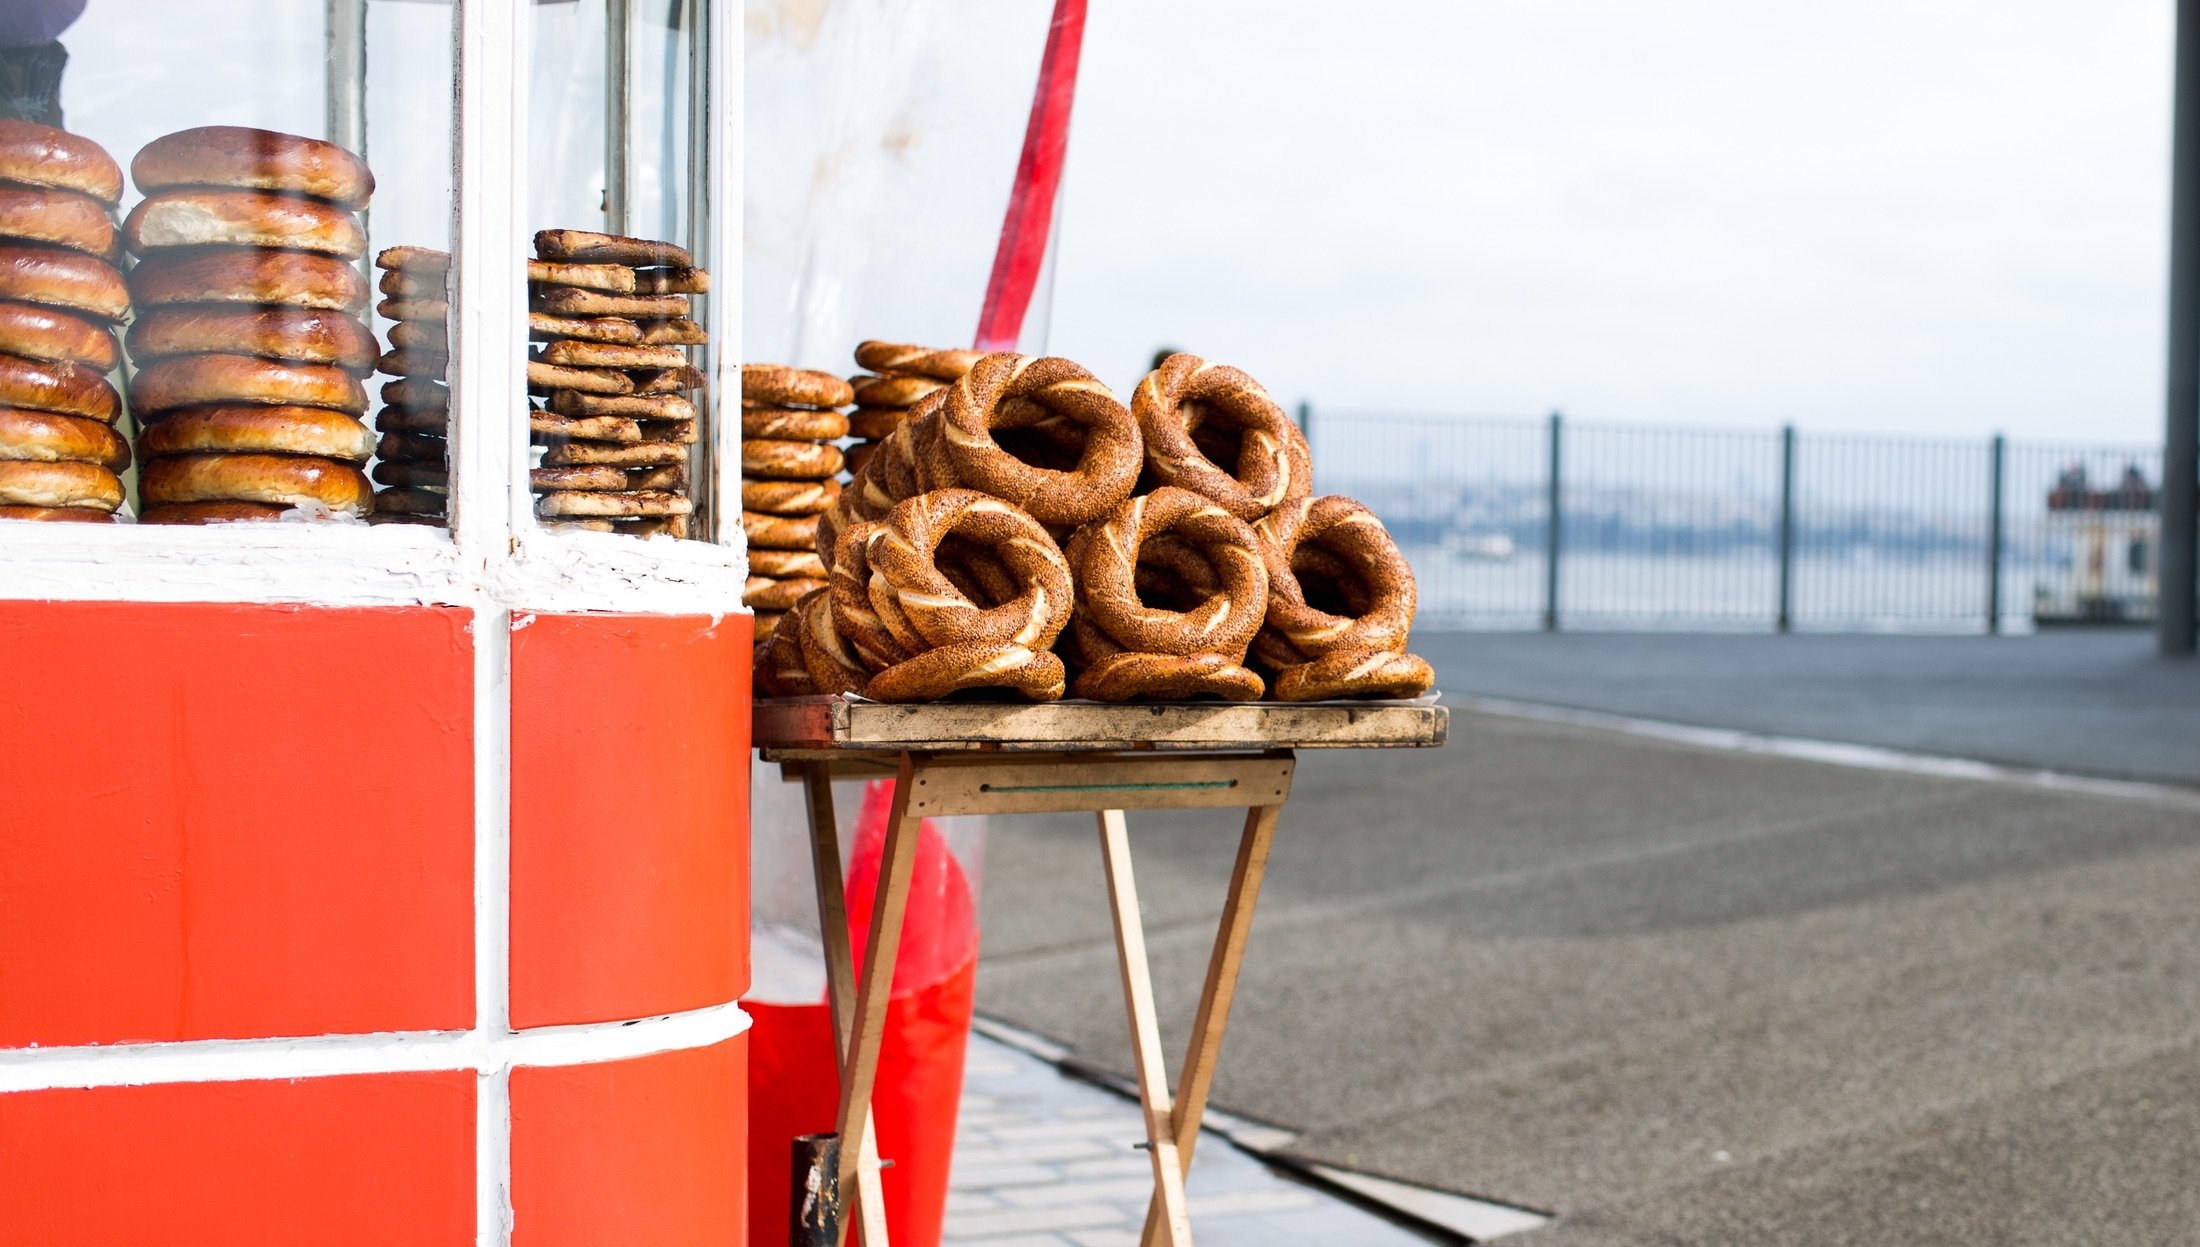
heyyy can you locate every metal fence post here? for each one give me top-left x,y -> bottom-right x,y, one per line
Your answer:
1777,424 -> 1796,633
1987,433 -> 2006,634
1544,411 -> 1562,632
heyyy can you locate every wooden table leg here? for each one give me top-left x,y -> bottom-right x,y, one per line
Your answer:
1137,801 -> 1282,1247
828,752 -> 925,1247
801,764 -> 890,1247
1097,808 -> 1195,1247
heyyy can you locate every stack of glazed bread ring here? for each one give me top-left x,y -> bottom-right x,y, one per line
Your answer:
840,340 -> 983,479
369,246 -> 452,525
124,126 -> 376,524
0,120 -> 130,522
739,364 -> 852,638
527,229 -> 707,538
757,348 -> 1434,704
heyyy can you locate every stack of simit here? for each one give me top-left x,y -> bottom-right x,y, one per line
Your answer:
124,126 -> 375,524
369,246 -> 453,525
839,340 -> 981,479
0,119 -> 129,522
739,364 -> 850,638
527,229 -> 707,538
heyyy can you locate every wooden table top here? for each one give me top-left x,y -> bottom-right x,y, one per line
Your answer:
753,695 -> 1449,757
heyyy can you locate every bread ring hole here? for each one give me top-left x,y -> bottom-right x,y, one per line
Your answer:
936,534 -> 1021,610
1184,399 -> 1246,469
1294,544 -> 1377,617
1134,533 -> 1223,612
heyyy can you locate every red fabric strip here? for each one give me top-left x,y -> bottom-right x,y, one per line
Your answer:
973,0 -> 1089,352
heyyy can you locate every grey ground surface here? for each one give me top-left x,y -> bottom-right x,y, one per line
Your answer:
973,684 -> 2200,1243
1419,629 -> 2200,784
944,1031 -> 1439,1246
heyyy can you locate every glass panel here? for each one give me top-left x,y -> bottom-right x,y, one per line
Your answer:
525,0 -> 715,542
0,0 -> 454,529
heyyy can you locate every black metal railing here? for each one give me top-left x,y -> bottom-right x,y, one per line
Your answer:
1307,409 -> 2165,633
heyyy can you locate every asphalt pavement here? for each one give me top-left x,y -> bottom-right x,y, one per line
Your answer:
972,633 -> 2200,1243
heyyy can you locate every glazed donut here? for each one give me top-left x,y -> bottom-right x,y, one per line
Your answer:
530,312 -> 641,346
535,489 -> 692,519
124,190 -> 365,259
741,438 -> 843,480
1251,495 -> 1417,665
374,486 -> 448,518
1066,486 -> 1269,701
133,126 -> 375,210
375,407 -> 447,439
848,408 -> 905,441
387,321 -> 448,353
0,409 -> 129,468
549,390 -> 695,421
744,477 -> 839,516
526,360 -> 633,396
378,349 -> 448,378
638,317 -> 708,345
0,119 -> 123,205
926,354 -> 1140,528
130,248 -> 368,313
530,409 -> 642,444
853,341 -> 985,381
0,459 -> 122,510
850,373 -> 945,408
377,431 -> 448,463
0,301 -> 116,371
378,460 -> 451,491
139,405 -> 375,463
0,503 -> 114,522
742,365 -> 852,409
141,500 -> 292,525
534,287 -> 685,320
0,244 -> 128,320
382,377 -> 450,411
380,269 -> 447,299
752,547 -> 827,579
633,267 -> 711,295
130,355 -> 367,416
541,439 -> 683,468
847,489 -> 1073,658
742,509 -> 819,550
534,229 -> 692,268
127,307 -> 377,374
0,353 -> 120,422
526,260 -> 634,293
742,406 -> 848,441
381,297 -> 451,323
1133,353 -> 1312,520
0,185 -> 118,259
538,339 -> 687,370
141,452 -> 371,515
746,575 -> 828,612
376,246 -> 450,274
632,364 -> 705,395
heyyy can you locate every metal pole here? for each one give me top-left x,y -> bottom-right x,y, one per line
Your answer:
1777,424 -> 1796,633
2162,0 -> 2200,655
1987,433 -> 2006,635
681,0 -> 715,542
324,0 -> 367,156
605,0 -> 633,233
1544,410 -> 1562,632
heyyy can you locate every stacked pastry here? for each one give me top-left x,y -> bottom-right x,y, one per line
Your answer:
124,126 -> 375,524
840,341 -> 980,480
527,229 -> 707,538
369,246 -> 453,526
739,365 -> 850,637
0,120 -> 130,522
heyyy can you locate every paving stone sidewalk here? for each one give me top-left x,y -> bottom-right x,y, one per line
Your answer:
944,1030 -> 1439,1246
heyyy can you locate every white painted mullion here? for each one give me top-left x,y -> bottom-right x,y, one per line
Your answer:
451,0 -> 528,562
707,0 -> 742,555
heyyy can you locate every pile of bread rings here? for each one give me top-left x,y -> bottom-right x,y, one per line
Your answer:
739,364 -> 853,629
370,246 -> 453,525
0,120 -> 130,521
126,127 -> 378,524
754,343 -> 1434,704
527,230 -> 708,538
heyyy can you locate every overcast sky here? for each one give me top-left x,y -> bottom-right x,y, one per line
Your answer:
1042,0 -> 2173,445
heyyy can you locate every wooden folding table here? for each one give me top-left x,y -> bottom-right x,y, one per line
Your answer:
755,695 -> 1449,1247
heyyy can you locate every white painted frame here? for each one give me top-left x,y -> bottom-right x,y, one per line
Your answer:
0,0 -> 747,619
0,7 -> 750,1245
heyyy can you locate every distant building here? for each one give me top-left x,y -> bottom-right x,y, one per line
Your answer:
2034,463 -> 2158,624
